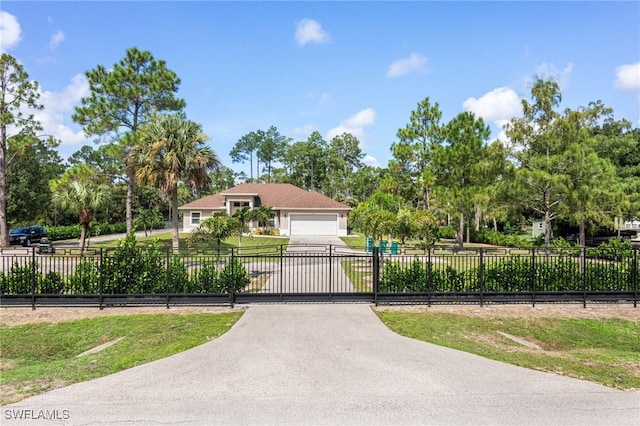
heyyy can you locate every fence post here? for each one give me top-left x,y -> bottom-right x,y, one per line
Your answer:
531,248 -> 536,307
328,245 -> 333,302
633,247 -> 638,308
99,248 -> 104,310
581,246 -> 587,308
230,248 -> 235,308
165,251 -> 171,309
479,248 -> 484,307
373,246 -> 380,306
427,247 -> 432,307
279,245 -> 284,302
31,247 -> 36,310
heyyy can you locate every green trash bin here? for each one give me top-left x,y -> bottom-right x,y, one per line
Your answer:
366,237 -> 373,253
378,240 -> 387,254
390,241 -> 399,255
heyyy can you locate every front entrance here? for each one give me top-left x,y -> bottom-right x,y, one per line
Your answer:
235,244 -> 373,303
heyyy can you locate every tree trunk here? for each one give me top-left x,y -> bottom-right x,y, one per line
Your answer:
466,215 -> 471,244
457,213 -> 464,248
126,173 -> 134,234
79,223 -> 88,257
578,219 -> 587,273
171,188 -> 180,252
0,125 -> 8,247
544,209 -> 552,255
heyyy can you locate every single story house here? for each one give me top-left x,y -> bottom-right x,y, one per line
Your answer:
179,183 -> 351,236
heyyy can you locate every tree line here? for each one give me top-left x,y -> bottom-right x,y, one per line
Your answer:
1,47 -> 638,252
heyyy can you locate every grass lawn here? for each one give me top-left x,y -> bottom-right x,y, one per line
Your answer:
86,231 -> 289,253
0,311 -> 243,404
376,310 -> 640,390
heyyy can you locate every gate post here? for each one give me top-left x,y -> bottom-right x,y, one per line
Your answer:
479,248 -> 484,307
230,248 -> 236,308
531,248 -> 536,307
31,246 -> 36,310
279,245 -> 284,302
633,247 -> 638,308
329,245 -> 333,302
373,246 -> 380,306
99,248 -> 104,310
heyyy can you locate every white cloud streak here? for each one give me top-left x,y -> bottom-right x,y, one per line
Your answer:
386,53 -> 429,78
49,30 -> 65,50
326,108 -> 376,141
0,11 -> 22,52
615,62 -> 640,92
463,87 -> 522,123
295,19 -> 331,46
34,74 -> 90,147
463,87 -> 523,142
533,62 -> 574,88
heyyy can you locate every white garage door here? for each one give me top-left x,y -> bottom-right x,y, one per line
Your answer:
290,214 -> 337,236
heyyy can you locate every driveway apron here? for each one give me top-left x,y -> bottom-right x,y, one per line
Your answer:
4,304 -> 639,425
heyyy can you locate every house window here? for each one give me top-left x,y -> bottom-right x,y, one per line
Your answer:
191,212 -> 201,225
233,201 -> 248,207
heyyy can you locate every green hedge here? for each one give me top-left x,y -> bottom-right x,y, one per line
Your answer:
0,234 -> 251,295
379,255 -> 635,294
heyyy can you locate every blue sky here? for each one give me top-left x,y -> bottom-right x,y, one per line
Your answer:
2,1 -> 639,175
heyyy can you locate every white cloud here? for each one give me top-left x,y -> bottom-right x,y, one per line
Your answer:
0,11 -> 22,52
386,53 -> 429,78
292,124 -> 316,138
533,62 -> 573,88
34,73 -> 90,147
295,19 -> 331,46
326,108 -> 376,141
462,87 -> 522,123
614,62 -> 640,92
363,154 -> 380,168
463,87 -> 523,143
318,93 -> 332,106
49,30 -> 65,50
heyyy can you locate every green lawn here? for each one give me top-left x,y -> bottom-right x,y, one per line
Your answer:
85,231 -> 289,252
376,310 -> 640,390
0,311 -> 244,404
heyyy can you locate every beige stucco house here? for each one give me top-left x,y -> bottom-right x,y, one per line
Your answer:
179,183 -> 351,236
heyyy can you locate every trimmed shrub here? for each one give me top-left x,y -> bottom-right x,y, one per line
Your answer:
220,259 -> 251,293
40,272 -> 65,294
68,259 -> 101,294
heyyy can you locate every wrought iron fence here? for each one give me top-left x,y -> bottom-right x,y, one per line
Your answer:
0,245 -> 637,309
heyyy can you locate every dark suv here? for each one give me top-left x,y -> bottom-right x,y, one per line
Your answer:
8,226 -> 47,246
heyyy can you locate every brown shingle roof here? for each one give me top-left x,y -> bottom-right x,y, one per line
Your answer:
179,183 -> 350,210
178,194 -> 226,210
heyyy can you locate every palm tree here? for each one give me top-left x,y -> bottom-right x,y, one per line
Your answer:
52,181 -> 111,255
134,113 -> 220,251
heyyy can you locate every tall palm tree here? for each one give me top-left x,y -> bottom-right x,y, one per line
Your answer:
52,181 -> 111,255
135,113 -> 220,251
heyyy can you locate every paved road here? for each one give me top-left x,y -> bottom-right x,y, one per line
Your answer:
3,304 -> 638,425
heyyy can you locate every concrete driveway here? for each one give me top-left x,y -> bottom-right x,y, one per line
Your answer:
3,304 -> 638,425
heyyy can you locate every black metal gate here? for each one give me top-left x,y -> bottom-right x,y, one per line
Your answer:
234,244 -> 375,304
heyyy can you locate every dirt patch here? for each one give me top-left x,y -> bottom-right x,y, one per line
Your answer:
374,303 -> 640,322
0,306 -> 241,327
1,303 -> 637,326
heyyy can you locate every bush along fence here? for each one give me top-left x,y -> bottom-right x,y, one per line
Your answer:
0,241 -> 638,309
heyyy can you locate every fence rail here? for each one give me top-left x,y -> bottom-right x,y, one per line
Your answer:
0,245 -> 637,309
